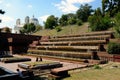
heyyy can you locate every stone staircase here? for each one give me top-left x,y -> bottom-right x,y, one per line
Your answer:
28,31 -> 114,62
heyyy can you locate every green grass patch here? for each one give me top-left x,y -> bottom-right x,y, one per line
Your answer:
33,23 -> 89,36
63,62 -> 120,80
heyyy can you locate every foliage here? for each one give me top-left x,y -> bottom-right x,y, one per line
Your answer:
35,25 -> 43,32
44,15 -> 58,29
59,13 -> 76,26
107,42 -> 120,54
94,64 -> 102,69
102,0 -> 120,17
20,23 -> 36,34
114,12 -> 120,37
0,9 -> 5,23
77,20 -> 83,26
0,9 -> 5,14
76,4 -> 93,22
67,18 -> 77,25
88,8 -> 111,31
59,14 -> 68,26
55,26 -> 62,32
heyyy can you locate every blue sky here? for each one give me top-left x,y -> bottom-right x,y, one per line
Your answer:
0,0 -> 102,29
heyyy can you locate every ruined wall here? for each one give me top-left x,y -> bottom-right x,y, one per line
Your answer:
0,33 -> 41,54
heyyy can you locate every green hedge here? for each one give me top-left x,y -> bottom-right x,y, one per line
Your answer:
107,42 -> 120,54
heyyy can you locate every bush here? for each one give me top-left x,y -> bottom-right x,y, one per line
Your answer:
77,20 -> 82,26
107,42 -> 120,54
94,64 -> 101,69
68,18 -> 77,25
88,15 -> 111,31
55,26 -> 62,32
115,12 -> 120,38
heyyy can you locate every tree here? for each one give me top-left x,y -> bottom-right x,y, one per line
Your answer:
76,4 -> 93,22
59,14 -> 68,26
88,8 -> 111,31
102,0 -> 120,17
68,18 -> 77,25
20,23 -> 36,34
0,9 -> 5,23
35,25 -> 43,32
44,15 -> 58,29
114,12 -> 120,37
67,13 -> 77,25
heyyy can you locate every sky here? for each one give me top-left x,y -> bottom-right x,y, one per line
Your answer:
0,0 -> 102,30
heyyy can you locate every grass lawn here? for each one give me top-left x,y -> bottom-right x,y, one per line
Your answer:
63,62 -> 120,80
33,23 -> 89,36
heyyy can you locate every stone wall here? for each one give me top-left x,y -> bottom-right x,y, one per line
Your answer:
0,33 -> 41,54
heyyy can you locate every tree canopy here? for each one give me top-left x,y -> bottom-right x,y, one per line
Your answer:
20,23 -> 36,34
102,0 -> 120,17
44,15 -> 58,29
76,4 -> 93,22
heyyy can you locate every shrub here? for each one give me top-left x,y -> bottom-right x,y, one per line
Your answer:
55,26 -> 62,32
88,15 -> 111,31
115,12 -> 120,38
77,20 -> 82,26
68,18 -> 77,25
107,42 -> 120,54
94,64 -> 101,69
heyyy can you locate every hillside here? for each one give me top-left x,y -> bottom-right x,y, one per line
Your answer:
33,23 -> 90,36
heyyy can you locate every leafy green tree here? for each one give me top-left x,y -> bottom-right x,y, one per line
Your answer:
88,8 -> 111,31
59,13 -> 77,26
68,18 -> 77,25
94,7 -> 103,16
35,25 -> 43,32
0,10 -> 5,14
114,12 -> 120,37
44,15 -> 58,29
67,13 -> 77,25
20,23 -> 36,34
76,4 -> 93,22
59,14 -> 68,26
102,0 -> 120,17
77,20 -> 83,26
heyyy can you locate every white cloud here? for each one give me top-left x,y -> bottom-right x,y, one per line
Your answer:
6,3 -> 11,7
54,0 -> 94,13
0,15 -> 14,22
27,4 -> 33,8
39,15 -> 50,22
66,0 -> 94,4
0,0 -> 3,4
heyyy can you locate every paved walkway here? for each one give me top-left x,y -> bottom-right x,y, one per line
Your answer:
0,55 -> 86,72
0,55 -> 36,72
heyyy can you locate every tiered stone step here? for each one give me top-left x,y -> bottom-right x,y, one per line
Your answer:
28,49 -> 92,59
28,31 -> 114,62
40,40 -> 108,46
51,31 -> 114,38
49,35 -> 112,42
36,46 -> 100,52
